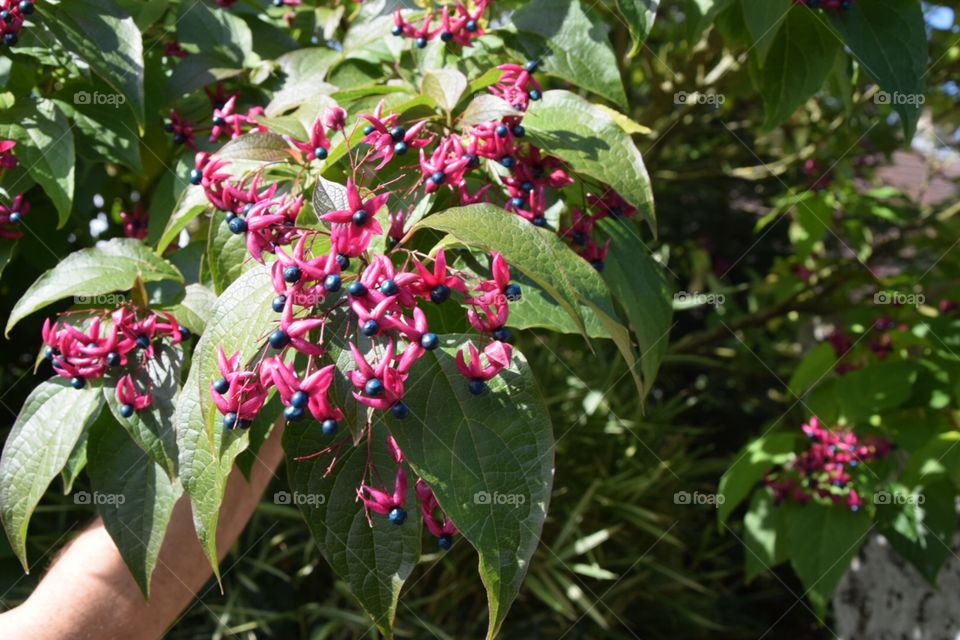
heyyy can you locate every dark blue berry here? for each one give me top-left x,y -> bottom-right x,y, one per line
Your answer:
525,60 -> 539,73
388,507 -> 407,525
391,401 -> 409,419
572,231 -> 587,246
212,115 -> 226,126
228,216 -> 247,234
173,132 -> 187,145
440,30 -> 453,42
500,155 -> 515,168
272,295 -> 287,312
223,412 -> 238,429
495,124 -> 509,137
520,182 -> 534,194
237,419 -> 251,429
362,319 -> 380,336
9,212 -> 21,223
352,209 -> 369,226
181,326 -> 191,341
504,283 -> 522,300
512,124 -> 525,137
44,346 -> 56,360
164,122 -> 175,133
493,327 -> 511,342
465,19 -> 478,32
365,378 -> 384,397
529,89 -> 542,101
394,141 -> 408,155
430,284 -> 451,304
465,153 -> 480,168
438,534 -> 454,550
380,279 -> 398,296
0,10 -> 10,20
430,171 -> 445,185
213,378 -> 230,394
272,0 -> 284,6
314,147 -> 328,160
119,404 -> 134,418
591,260 -> 604,272
468,379 -> 486,395
324,274 -> 342,292
420,332 -> 439,350
510,196 -> 524,208
363,124 -> 375,135
415,36 -> 427,48
225,211 -> 237,222
3,32 -> 16,46
390,126 -> 406,142
71,377 -> 85,390
269,329 -> 290,350
334,254 -> 349,270
532,216 -> 546,227
284,405 -> 305,422
321,418 -> 338,435
189,168 -> 202,185
348,281 -> 367,297
291,390 -> 309,408
283,265 -> 302,283
392,24 -> 403,36
136,334 -> 151,349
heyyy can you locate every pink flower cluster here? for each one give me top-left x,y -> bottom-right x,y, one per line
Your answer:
1,0 -> 35,47
392,1 -> 489,48
120,203 -> 149,240
0,139 -> 16,170
764,417 -> 892,512
166,85 -> 267,148
0,193 -> 28,239
41,306 -> 189,416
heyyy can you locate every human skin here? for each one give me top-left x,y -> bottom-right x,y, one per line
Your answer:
0,422 -> 285,640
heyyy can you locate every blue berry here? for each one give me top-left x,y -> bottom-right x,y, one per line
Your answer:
520,181 -> 534,193
223,412 -> 238,429
291,390 -> 309,408
532,216 -> 546,227
500,155 -> 515,168
440,30 -> 453,42
228,216 -> 247,234
352,209 -> 369,226
269,329 -> 290,349
314,147 -> 328,160
465,153 -> 480,168
525,60 -> 539,73
272,295 -> 287,312
283,265 -> 302,283
572,231 -> 587,246
0,10 -> 10,20
380,279 -> 398,295
430,171 -> 445,185
430,284 -> 451,304
324,274 -> 342,292
104,349 -> 121,367
504,283 -> 522,300
420,332 -> 439,350
362,319 -> 380,336
388,507 -> 407,525
331,255 -> 348,271
321,418 -> 338,435
529,89 -> 542,101
224,211 -> 237,222
510,196 -> 524,208
3,32 -> 16,47
173,132 -> 187,145
212,115 -> 226,126
44,346 -> 56,360
348,281 -> 367,297
512,124 -> 525,137
180,327 -> 191,342
493,327 -> 511,342
391,401 -> 409,419
136,334 -> 151,349
71,376 -> 85,389
495,124 -> 509,137
189,168 -> 202,185
465,19 -> 478,32
365,378 -> 384,397
415,36 -> 427,48
119,404 -> 134,418
468,379 -> 486,395
164,122 -> 175,133
392,24 -> 403,36
394,141 -> 408,155
363,124 -> 375,135
591,260 -> 604,272
213,378 -> 230,394
390,126 -> 406,142
284,405 -> 305,422
438,534 -> 454,550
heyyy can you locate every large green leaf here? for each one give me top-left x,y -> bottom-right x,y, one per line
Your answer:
512,0 -> 627,108
0,99 -> 75,226
754,6 -> 840,129
388,336 -> 554,640
834,361 -> 917,424
741,0 -> 791,65
157,185 -> 208,254
617,0 -> 660,56
48,0 -> 145,128
522,90 -> 655,230
86,410 -> 182,597
505,275 -> 609,338
176,0 -> 256,67
168,283 -> 217,336
208,214 -> 257,294
786,503 -> 872,613
6,238 -> 183,335
877,481 -> 955,585
742,490 -> 790,583
54,84 -> 142,171
285,421 -> 420,638
829,0 -> 927,138
0,379 -> 103,569
102,344 -> 183,478
717,432 -> 797,524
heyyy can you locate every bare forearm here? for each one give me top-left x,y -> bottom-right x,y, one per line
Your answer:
0,423 -> 284,640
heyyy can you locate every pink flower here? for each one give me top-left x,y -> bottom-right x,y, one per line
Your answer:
266,357 -> 343,423
322,106 -> 347,131
358,465 -> 407,518
455,340 -> 512,382
116,374 -> 153,412
323,179 -> 386,257
348,342 -> 406,410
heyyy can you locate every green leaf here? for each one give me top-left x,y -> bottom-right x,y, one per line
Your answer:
742,490 -> 790,583
617,0 -> 659,56
878,481 -> 956,585
6,238 -> 183,335
786,503 -> 871,614
285,420 -> 420,638
214,131 -> 290,163
312,177 -> 350,217
0,379 -> 103,569
0,99 -> 75,225
54,87 -> 142,170
86,410 -> 182,597
754,7 -> 840,129
522,90 -> 655,230
718,432 -> 797,524
157,185 -> 208,254
60,430 -> 88,495
787,342 -> 836,396
387,336 -> 554,640
829,0 -> 927,138
512,0 -> 628,108
0,239 -> 16,280
421,68 -> 468,112
167,54 -> 244,100
102,345 -> 183,478
741,0 -> 791,65
505,275 -> 609,338
459,94 -> 521,127
48,0 -> 145,128
177,0 -> 256,67
168,283 -> 217,335
835,361 -> 917,424
208,214 -> 258,294
903,431 -> 960,486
